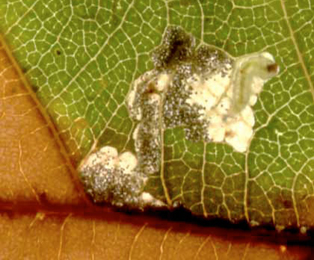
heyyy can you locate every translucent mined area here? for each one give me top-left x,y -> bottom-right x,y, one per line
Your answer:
79,26 -> 279,209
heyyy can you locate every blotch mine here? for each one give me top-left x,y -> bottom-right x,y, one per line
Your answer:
79,26 -> 279,209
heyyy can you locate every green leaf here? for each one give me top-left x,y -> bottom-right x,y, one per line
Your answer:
1,0 -> 314,230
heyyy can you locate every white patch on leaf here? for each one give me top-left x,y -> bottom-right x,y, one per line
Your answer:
155,73 -> 172,91
118,151 -> 138,174
84,146 -> 118,169
184,51 -> 278,152
140,192 -> 166,207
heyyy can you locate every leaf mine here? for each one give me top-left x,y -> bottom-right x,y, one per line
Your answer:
79,26 -> 279,211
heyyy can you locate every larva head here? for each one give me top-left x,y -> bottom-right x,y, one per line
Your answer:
244,52 -> 280,80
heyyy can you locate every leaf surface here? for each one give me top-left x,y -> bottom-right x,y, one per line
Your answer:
1,0 -> 314,229
1,40 -> 308,259
0,3 -> 314,259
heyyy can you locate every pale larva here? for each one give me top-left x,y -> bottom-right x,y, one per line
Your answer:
230,52 -> 279,114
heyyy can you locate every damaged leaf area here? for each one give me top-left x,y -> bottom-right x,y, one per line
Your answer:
80,26 -> 283,227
